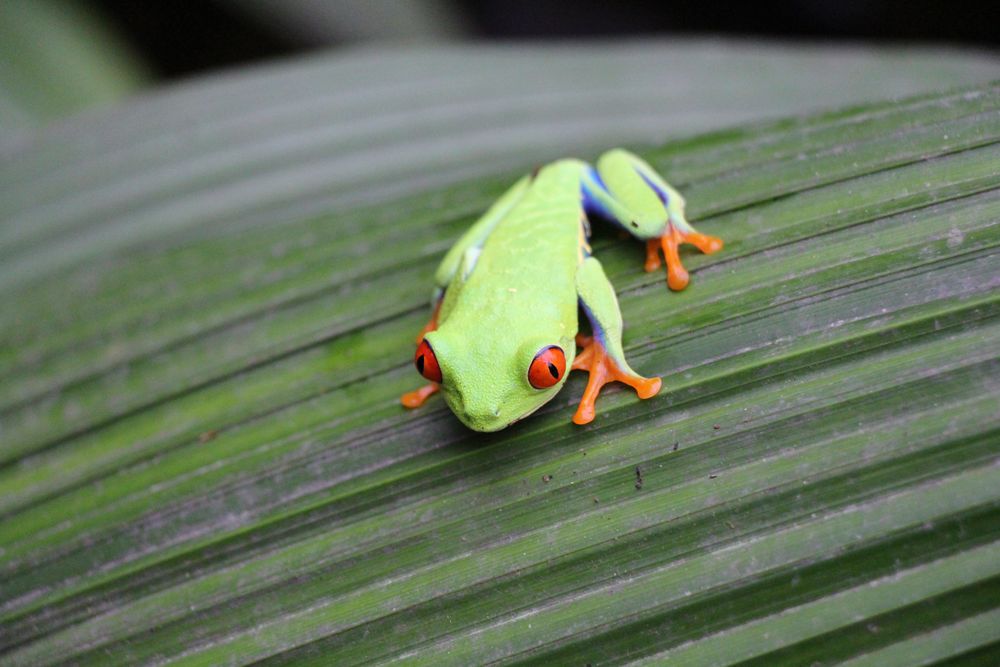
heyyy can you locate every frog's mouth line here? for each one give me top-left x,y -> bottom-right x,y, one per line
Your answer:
458,405 -> 533,433
444,384 -> 559,432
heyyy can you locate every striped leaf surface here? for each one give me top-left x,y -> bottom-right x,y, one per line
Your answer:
1,47 -> 999,665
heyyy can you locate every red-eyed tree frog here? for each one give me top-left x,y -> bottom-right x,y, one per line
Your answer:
401,149 -> 722,431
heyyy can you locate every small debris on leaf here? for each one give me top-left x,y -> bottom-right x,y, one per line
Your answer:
634,466 -> 643,490
709,473 -> 718,479
542,474 -> 553,483
672,441 -> 679,452
198,430 -> 218,443
713,424 -> 720,430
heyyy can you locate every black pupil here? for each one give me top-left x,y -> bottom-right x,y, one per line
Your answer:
547,362 -> 559,379
416,354 -> 425,374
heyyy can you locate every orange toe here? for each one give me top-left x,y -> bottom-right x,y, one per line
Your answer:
633,375 -> 662,399
571,342 -> 593,371
684,230 -> 724,255
650,224 -> 723,291
401,383 -> 439,408
644,238 -> 662,273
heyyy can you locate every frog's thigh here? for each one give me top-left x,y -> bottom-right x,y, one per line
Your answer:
575,257 -> 636,374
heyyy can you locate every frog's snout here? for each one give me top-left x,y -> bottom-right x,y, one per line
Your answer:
453,401 -> 508,432
464,404 -> 502,427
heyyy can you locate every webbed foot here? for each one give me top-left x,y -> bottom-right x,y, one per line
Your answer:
571,338 -> 661,425
644,223 -> 723,291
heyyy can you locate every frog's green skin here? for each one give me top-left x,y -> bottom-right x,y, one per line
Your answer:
403,149 -> 722,432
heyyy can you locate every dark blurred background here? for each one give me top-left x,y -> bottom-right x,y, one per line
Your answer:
88,0 -> 999,81
1,0 -> 996,133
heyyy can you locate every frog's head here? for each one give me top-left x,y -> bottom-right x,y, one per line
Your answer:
416,330 -> 572,432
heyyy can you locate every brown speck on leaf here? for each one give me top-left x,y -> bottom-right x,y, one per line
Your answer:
713,424 -> 720,430
672,441 -> 679,452
198,430 -> 217,443
634,466 -> 643,490
726,520 -> 736,529
709,473 -> 718,479
593,497 -> 599,504
542,474 -> 553,483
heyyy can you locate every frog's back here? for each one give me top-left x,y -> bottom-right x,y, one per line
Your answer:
450,159 -> 587,328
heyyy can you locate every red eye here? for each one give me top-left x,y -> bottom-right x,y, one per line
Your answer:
528,346 -> 566,389
414,339 -> 443,383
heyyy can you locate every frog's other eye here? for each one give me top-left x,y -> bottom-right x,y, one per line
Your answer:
415,339 -> 443,383
528,346 -> 566,389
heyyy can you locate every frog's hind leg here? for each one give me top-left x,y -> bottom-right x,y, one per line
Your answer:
625,152 -> 723,290
585,149 -> 722,291
572,257 -> 661,425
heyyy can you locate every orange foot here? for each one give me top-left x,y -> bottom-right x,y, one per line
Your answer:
571,339 -> 661,425
401,382 -> 439,408
645,224 -> 723,291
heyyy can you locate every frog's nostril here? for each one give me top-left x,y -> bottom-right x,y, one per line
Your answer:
465,405 -> 501,424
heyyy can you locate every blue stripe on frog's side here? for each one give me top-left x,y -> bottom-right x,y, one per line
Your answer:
636,170 -> 670,205
581,165 -> 612,221
578,297 -> 608,349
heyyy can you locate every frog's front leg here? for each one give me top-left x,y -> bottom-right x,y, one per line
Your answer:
584,149 -> 722,291
573,257 -> 661,424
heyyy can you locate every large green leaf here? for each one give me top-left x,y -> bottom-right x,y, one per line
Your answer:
1,43 -> 999,665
